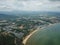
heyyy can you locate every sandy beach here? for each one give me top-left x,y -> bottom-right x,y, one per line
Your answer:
22,26 -> 42,45
23,23 -> 53,45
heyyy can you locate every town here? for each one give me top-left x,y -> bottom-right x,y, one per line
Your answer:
0,15 -> 60,45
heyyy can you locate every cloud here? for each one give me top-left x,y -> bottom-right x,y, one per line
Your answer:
0,0 -> 60,11
49,0 -> 60,2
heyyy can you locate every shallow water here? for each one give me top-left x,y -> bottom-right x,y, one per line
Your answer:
26,23 -> 60,45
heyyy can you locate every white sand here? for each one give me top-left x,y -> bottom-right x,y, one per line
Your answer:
23,23 -> 53,45
22,26 -> 41,45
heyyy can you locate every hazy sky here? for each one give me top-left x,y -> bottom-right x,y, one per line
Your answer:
0,0 -> 60,11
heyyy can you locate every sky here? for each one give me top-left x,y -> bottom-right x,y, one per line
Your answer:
0,0 -> 60,11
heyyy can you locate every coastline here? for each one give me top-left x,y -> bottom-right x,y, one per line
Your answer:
22,26 -> 44,45
22,23 -> 53,45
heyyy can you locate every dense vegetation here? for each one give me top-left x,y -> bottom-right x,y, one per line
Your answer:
0,12 -> 60,45
0,31 -> 23,45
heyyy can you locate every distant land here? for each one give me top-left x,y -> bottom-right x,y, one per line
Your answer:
0,11 -> 60,17
0,14 -> 18,19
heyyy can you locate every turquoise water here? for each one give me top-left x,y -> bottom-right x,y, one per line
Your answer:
26,23 -> 60,45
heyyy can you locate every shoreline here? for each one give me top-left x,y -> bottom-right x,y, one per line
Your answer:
22,26 -> 44,45
22,23 -> 53,45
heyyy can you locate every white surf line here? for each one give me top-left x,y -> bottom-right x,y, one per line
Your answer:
22,26 -> 42,45
22,23 -> 54,45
